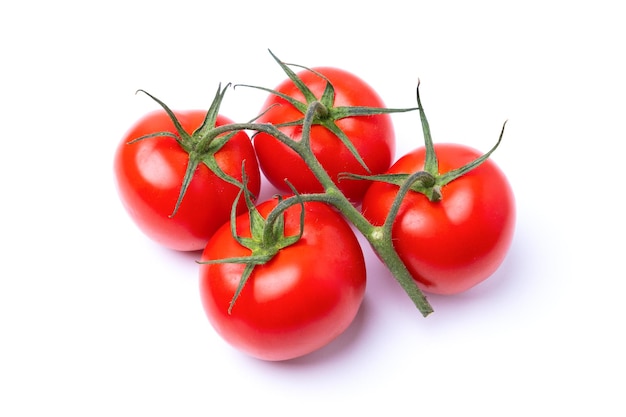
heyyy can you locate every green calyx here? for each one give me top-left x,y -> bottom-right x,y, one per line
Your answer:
342,81 -> 508,202
235,49 -> 418,173
199,168 -> 305,314
130,84 -> 243,217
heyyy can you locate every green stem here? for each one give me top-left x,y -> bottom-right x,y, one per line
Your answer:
369,234 -> 433,317
209,104 -> 433,317
416,81 -> 438,176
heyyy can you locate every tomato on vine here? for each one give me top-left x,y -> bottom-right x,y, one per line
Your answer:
114,85 -> 261,251
359,84 -> 515,295
198,185 -> 366,361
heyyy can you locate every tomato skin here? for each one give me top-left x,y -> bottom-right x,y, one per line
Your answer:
114,110 -> 260,251
361,144 -> 515,295
253,67 -> 395,203
199,198 -> 366,361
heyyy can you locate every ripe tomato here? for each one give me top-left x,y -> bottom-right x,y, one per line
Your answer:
114,109 -> 260,251
361,144 -> 515,295
253,66 -> 395,202
199,197 -> 366,361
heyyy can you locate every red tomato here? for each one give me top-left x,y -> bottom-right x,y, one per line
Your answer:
361,144 -> 515,295
199,197 -> 366,361
253,67 -> 395,202
114,109 -> 260,251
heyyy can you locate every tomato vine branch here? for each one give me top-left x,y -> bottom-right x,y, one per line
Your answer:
208,101 -> 434,317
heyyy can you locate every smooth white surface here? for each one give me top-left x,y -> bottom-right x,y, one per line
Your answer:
1,1 -> 624,415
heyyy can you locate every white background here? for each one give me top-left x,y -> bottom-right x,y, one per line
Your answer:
1,1 -> 624,415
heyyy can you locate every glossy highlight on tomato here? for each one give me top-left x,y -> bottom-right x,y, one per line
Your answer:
362,143 -> 515,295
253,67 -> 395,202
114,109 -> 260,251
199,197 -> 366,361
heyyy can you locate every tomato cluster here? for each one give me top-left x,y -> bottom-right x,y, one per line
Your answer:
114,51 -> 515,361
